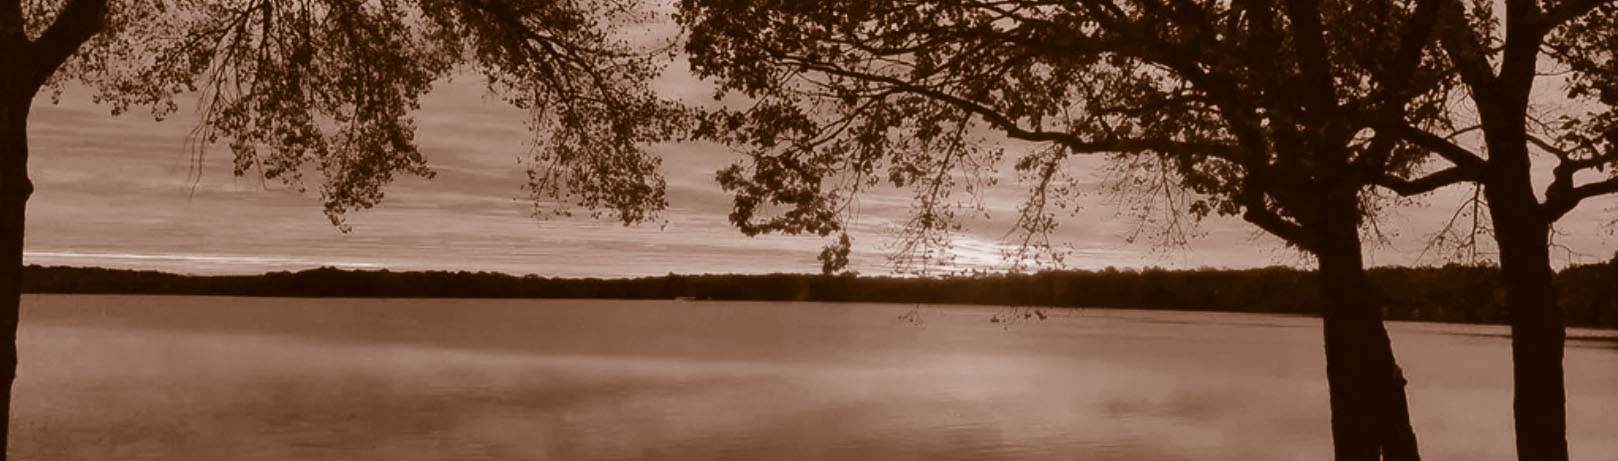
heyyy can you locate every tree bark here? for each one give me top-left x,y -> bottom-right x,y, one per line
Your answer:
1470,56 -> 1570,456
0,75 -> 32,461
1313,195 -> 1420,461
1485,177 -> 1569,461
1,3 -> 107,457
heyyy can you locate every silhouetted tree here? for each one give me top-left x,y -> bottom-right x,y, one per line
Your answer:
677,1 -> 1467,459
1370,1 -> 1617,458
1,0 -> 681,457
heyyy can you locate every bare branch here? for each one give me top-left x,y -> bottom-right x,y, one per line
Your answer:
1417,184 -> 1493,264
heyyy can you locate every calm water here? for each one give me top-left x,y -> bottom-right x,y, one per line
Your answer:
11,295 -> 1618,460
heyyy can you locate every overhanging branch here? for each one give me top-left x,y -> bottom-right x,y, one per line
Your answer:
25,0 -> 107,89
774,51 -> 1240,161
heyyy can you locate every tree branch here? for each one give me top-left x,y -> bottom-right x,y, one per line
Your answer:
1388,122 -> 1490,172
1,0 -> 22,43
1376,0 -> 1446,103
1283,0 -> 1340,117
1355,0 -> 1446,175
1434,0 -> 1497,94
774,51 -> 1240,161
1570,177 -> 1618,201
1375,166 -> 1477,196
1543,175 -> 1618,221
1541,0 -> 1610,30
1237,163 -> 1310,249
1541,133 -> 1617,213
1243,204 -> 1311,251
25,0 -> 107,89
1495,0 -> 1546,95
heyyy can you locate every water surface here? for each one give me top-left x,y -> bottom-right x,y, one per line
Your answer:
12,295 -> 1618,460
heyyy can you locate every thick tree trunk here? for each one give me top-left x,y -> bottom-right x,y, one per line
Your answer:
0,83 -> 31,461
1472,72 -> 1570,458
4,3 -> 110,457
1486,189 -> 1569,461
1314,197 -> 1420,461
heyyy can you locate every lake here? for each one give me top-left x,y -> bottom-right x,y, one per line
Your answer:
10,295 -> 1618,460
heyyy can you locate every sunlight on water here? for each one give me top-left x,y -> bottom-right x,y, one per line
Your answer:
10,295 -> 1618,460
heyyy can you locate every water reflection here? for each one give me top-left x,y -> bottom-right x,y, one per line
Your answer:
12,295 -> 1618,460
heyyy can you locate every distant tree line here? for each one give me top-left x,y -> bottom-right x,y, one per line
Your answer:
22,263 -> 1618,329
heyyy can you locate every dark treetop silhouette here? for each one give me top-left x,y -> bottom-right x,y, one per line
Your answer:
19,263 -> 1618,329
674,0 -> 1490,459
1,0 -> 682,458
1370,1 -> 1617,459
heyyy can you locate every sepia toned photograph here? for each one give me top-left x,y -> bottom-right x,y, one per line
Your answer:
2,0 -> 1617,459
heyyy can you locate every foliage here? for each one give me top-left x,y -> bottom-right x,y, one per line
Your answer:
16,0 -> 685,228
1370,0 -> 1618,223
678,0 -> 1458,272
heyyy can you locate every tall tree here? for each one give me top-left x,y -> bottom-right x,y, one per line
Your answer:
1,0 -> 681,456
1372,0 -> 1617,458
679,1 -> 1457,459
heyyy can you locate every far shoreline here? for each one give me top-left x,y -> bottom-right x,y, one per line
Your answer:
21,264 -> 1618,330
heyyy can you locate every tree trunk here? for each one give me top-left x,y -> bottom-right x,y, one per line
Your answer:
1314,197 -> 1420,461
5,2 -> 109,457
1486,190 -> 1568,461
1471,72 -> 1570,458
0,80 -> 32,461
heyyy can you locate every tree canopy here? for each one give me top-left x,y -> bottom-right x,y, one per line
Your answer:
15,0 -> 684,228
677,1 -> 1618,459
1366,2 -> 1618,458
678,1 -> 1470,458
2,2 -> 687,459
679,0 -> 1457,272
1373,0 -> 1618,223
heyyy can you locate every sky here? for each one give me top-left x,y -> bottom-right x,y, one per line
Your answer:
19,29 -> 1618,278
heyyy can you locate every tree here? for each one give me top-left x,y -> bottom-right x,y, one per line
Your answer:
678,1 -> 1456,459
1372,1 -> 1618,458
2,0 -> 681,457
